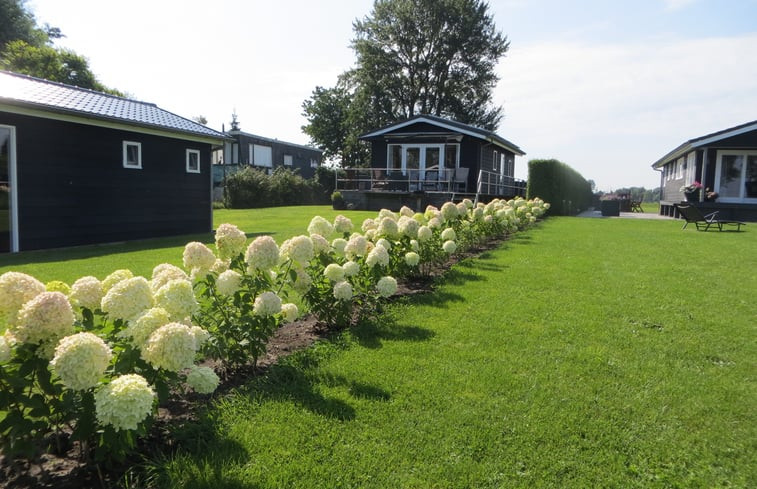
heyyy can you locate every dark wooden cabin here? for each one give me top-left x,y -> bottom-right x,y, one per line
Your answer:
340,115 -> 525,210
0,70 -> 227,253
653,119 -> 757,222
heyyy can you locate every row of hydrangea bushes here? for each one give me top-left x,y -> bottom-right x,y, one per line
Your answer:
0,197 -> 549,461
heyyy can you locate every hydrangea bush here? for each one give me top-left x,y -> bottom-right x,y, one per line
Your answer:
0,197 -> 549,461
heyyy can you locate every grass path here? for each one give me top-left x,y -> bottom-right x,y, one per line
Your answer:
151,217 -> 756,488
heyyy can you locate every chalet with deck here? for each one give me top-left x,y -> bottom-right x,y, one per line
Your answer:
0,70 -> 227,252
653,119 -> 757,222
337,115 -> 525,211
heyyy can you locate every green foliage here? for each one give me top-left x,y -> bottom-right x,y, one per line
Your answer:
0,0 -> 49,50
223,167 -> 328,209
302,0 -> 509,165
527,158 -> 592,215
331,191 -> 345,210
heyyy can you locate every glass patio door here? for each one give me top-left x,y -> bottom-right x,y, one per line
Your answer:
0,126 -> 16,253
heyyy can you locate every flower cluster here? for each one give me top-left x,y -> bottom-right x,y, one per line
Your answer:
0,271 -> 46,324
69,276 -> 103,310
95,374 -> 155,431
215,223 -> 247,260
186,365 -> 220,394
141,322 -> 203,372
100,276 -> 153,321
253,291 -> 282,316
13,291 -> 75,345
154,278 -> 198,321
50,332 -> 112,390
245,236 -> 280,272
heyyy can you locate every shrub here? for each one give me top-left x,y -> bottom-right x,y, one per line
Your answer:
223,167 -> 329,208
527,159 -> 592,216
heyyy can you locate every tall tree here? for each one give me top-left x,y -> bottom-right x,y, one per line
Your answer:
0,0 -> 47,49
302,0 -> 509,165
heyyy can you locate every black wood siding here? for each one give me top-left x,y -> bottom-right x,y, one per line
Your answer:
2,112 -> 212,251
232,133 -> 322,179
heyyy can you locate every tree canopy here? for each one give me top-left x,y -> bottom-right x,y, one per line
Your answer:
0,0 -> 121,94
302,0 -> 509,166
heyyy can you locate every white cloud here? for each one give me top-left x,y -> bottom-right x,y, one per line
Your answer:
662,0 -> 698,11
497,33 -> 757,190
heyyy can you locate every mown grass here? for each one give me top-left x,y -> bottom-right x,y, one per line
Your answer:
139,217 -> 755,488
0,206 -> 376,283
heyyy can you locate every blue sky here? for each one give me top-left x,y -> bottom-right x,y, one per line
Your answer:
28,0 -> 757,191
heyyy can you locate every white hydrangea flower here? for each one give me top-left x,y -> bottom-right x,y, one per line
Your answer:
377,216 -> 399,238
472,207 -> 485,221
101,269 -> 133,293
417,226 -> 433,242
441,202 -> 459,221
427,217 -> 442,229
50,332 -> 112,390
310,233 -> 330,254
292,267 -> 313,294
0,334 -> 11,364
361,218 -> 377,233
378,208 -> 398,220
120,307 -> 171,348
331,238 -> 347,255
398,216 -> 419,238
324,263 -> 345,282
183,242 -> 217,272
253,291 -> 282,316
186,365 -> 219,394
151,264 -> 189,292
13,291 -> 75,344
333,215 -> 353,234
95,374 -> 155,431
456,202 -> 467,215
0,271 -> 46,324
142,323 -> 199,372
441,227 -> 456,241
215,223 -> 247,259
344,234 -> 368,258
245,235 -> 280,272
45,280 -> 70,295
154,279 -> 198,321
424,205 -> 440,221
343,260 -> 360,277
366,245 -> 390,268
376,276 -> 398,298
413,212 -> 426,224
307,215 -> 334,237
100,277 -> 153,321
216,269 -> 242,296
280,235 -> 314,265
405,252 -> 420,267
409,239 -> 420,251
332,280 -> 353,301
211,259 -> 230,274
190,325 -> 211,348
376,238 -> 392,251
281,303 -> 299,323
443,240 -> 457,254
69,276 -> 103,310
399,205 -> 415,217
462,198 -> 474,209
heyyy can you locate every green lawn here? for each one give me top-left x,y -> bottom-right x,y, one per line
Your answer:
139,216 -> 755,488
0,206 -> 376,283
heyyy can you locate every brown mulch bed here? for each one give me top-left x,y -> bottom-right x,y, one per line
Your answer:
0,236 -> 508,489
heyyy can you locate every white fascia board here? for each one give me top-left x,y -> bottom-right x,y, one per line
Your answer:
691,122 -> 757,147
362,116 -> 487,141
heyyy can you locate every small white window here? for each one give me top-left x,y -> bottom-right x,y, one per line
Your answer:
123,141 -> 141,169
310,158 -> 318,168
284,154 -> 293,166
250,143 -> 273,167
186,149 -> 201,173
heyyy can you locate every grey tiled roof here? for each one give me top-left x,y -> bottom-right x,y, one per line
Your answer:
0,70 -> 225,140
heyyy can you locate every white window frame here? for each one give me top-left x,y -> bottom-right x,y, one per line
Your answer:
714,149 -> 757,203
283,154 -> 293,167
123,141 -> 142,169
685,152 -> 696,184
310,158 -> 318,168
186,149 -> 201,173
250,143 -> 273,168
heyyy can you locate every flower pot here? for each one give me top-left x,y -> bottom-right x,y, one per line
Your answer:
684,191 -> 699,202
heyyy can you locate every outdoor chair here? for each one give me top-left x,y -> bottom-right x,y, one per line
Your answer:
371,169 -> 388,190
453,167 -> 469,192
674,204 -> 746,232
422,170 -> 439,191
630,199 -> 644,213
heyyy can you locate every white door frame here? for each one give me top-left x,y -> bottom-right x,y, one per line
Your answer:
1,124 -> 18,252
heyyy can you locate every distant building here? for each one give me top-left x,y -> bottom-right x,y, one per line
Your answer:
0,70 -> 227,252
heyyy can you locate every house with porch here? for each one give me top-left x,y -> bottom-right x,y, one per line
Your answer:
653,119 -> 757,222
337,114 -> 525,210
0,70 -> 228,253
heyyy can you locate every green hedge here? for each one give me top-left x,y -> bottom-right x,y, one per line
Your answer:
223,167 -> 331,209
527,159 -> 592,216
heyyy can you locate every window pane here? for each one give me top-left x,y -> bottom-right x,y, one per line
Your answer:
444,145 -> 457,169
188,151 -> 199,171
389,145 -> 401,170
718,155 -> 743,198
126,145 -> 138,165
406,147 -> 420,170
425,147 -> 440,170
746,156 -> 757,198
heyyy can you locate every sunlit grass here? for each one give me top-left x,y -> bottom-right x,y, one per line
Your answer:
146,217 -> 755,488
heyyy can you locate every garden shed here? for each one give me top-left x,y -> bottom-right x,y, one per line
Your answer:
653,119 -> 757,222
335,115 -> 525,210
0,70 -> 227,252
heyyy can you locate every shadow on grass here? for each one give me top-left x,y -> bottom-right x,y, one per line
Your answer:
0,231 -> 275,269
351,315 -> 436,350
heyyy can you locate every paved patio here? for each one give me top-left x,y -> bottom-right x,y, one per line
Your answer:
577,208 -> 674,220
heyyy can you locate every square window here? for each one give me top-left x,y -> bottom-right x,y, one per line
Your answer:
123,141 -> 141,169
284,154 -> 293,166
186,149 -> 201,173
